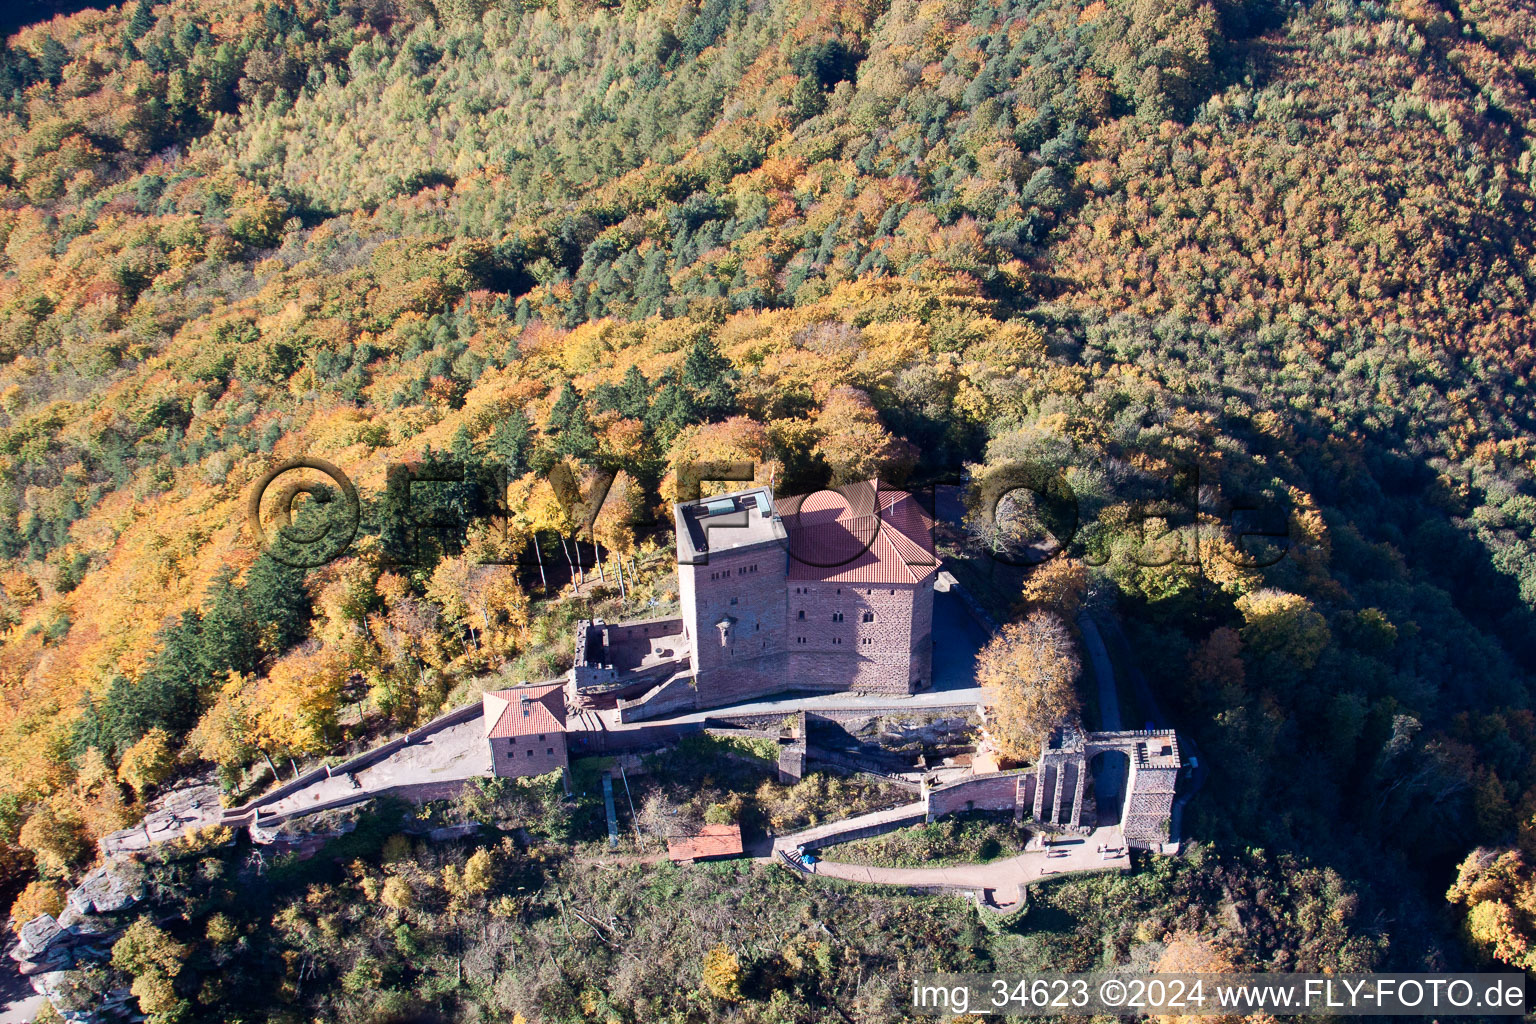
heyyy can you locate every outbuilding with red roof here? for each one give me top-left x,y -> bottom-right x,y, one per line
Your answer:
666,824 -> 744,863
483,683 -> 569,779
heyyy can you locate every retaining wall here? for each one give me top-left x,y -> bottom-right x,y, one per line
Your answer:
924,770 -> 1030,821
566,720 -> 705,757
797,808 -> 928,852
617,672 -> 699,722
229,702 -> 485,820
251,778 -> 476,828
706,704 -> 980,732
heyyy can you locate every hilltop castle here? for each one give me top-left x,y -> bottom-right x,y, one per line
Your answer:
570,480 -> 938,720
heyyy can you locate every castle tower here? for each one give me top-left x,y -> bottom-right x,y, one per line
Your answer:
675,487 -> 790,706
674,480 -> 937,706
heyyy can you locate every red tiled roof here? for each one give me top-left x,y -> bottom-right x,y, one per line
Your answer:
483,684 -> 566,739
775,480 -> 938,584
666,823 -> 744,862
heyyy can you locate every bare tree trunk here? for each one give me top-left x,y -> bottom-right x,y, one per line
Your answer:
558,533 -> 578,586
615,553 -> 627,602
595,540 -> 606,583
534,537 -> 548,592
261,749 -> 280,780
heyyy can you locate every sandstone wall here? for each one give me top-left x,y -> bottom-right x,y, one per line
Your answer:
489,731 -> 568,778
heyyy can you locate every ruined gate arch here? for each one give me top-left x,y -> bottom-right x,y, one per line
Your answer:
1031,728 -> 1182,849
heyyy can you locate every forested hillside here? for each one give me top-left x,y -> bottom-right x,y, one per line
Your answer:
2,0 -> 1536,1017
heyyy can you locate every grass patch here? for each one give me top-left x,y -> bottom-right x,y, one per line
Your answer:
821,811 -> 1029,868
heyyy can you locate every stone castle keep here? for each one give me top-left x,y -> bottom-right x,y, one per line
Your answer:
570,480 -> 938,720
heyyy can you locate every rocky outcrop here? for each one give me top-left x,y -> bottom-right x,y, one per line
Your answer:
67,864 -> 144,916
97,782 -> 225,858
12,861 -> 145,1022
33,965 -> 133,1023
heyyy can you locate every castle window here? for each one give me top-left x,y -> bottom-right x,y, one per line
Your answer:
526,750 -> 533,758
547,747 -> 554,755
833,637 -> 842,644
797,610 -> 805,620
730,597 -> 738,605
797,637 -> 806,644
862,612 -> 875,623
832,611 -> 844,622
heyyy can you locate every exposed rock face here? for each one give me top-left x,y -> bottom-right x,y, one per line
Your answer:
34,966 -> 133,1023
16,914 -> 61,959
67,865 -> 143,916
427,822 -> 481,842
13,861 -> 144,1022
861,713 -> 978,751
97,782 -> 226,858
251,812 -> 358,845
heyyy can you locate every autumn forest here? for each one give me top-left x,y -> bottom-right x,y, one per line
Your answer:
2,0 -> 1536,1018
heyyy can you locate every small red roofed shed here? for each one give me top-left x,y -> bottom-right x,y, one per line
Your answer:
666,824 -> 744,863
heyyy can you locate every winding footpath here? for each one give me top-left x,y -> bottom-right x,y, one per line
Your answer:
769,805 -> 1130,910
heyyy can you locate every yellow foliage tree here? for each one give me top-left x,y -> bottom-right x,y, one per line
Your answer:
593,470 -> 647,597
660,417 -> 781,504
249,646 -> 347,759
9,879 -> 64,932
118,728 -> 175,801
1019,557 -> 1089,618
1447,847 -> 1536,970
1234,589 -> 1330,673
702,944 -> 743,1002
75,747 -> 114,796
112,917 -> 189,1023
811,386 -> 917,485
1153,931 -> 1240,1024
977,611 -> 1082,763
18,794 -> 89,876
380,875 -> 415,913
461,847 -> 496,896
189,673 -> 262,781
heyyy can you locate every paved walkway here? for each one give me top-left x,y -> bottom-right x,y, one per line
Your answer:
1078,614 -> 1121,732
594,680 -> 987,732
790,827 -> 1130,908
0,942 -> 44,1024
255,713 -> 491,820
